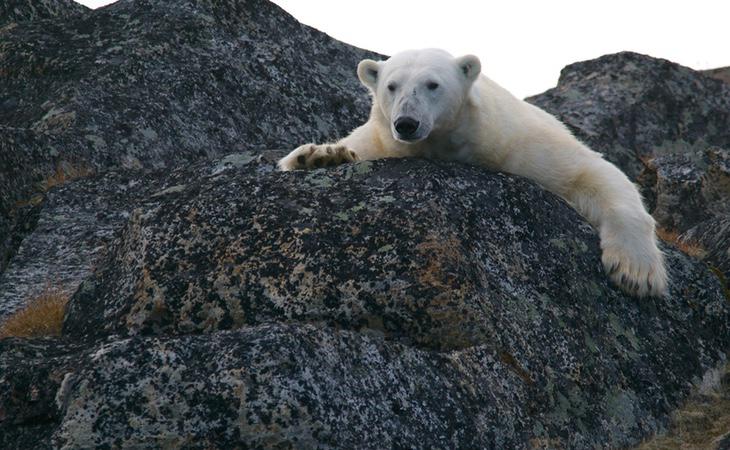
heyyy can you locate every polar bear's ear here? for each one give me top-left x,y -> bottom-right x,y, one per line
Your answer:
456,55 -> 481,82
357,59 -> 380,90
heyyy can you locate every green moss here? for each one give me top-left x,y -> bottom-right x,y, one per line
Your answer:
304,172 -> 334,188
605,388 -> 638,431
584,333 -> 599,354
548,238 -> 567,251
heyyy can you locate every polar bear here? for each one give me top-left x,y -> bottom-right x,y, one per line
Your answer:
278,49 -> 667,298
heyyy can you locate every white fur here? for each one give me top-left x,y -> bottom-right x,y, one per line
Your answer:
279,49 -> 668,298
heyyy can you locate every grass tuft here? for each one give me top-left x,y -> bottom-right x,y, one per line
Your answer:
0,285 -> 69,338
636,363 -> 730,450
40,163 -> 94,192
656,227 -> 706,259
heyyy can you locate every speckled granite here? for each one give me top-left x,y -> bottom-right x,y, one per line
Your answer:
0,0 -> 86,26
526,51 -> 730,181
0,0 -> 381,273
45,157 -> 730,448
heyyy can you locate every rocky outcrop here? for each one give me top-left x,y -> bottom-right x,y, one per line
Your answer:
0,0 -> 380,274
0,0 -> 86,26
527,52 -> 730,181
0,337 -> 87,449
1,155 -> 728,449
528,52 -> 730,280
648,147 -> 730,232
0,167 -> 168,320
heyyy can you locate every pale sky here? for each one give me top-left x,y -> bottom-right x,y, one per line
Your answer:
77,0 -> 730,98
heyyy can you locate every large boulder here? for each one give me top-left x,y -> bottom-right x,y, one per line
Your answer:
43,156 -> 728,448
526,52 -> 730,181
0,167 -> 173,319
0,0 -> 380,273
0,337 -> 87,449
527,52 -> 730,280
704,66 -> 730,84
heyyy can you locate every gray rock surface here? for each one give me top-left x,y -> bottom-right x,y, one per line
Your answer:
527,52 -> 730,181
2,156 -> 728,449
704,66 -> 730,84
0,0 -> 380,274
649,147 -> 730,232
684,216 -> 730,280
0,169 -> 163,319
0,337 -> 88,450
0,0 -> 86,26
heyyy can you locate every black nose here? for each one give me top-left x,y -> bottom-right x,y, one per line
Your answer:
394,117 -> 420,137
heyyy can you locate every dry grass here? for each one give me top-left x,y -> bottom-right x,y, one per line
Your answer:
636,364 -> 730,450
11,163 -> 93,209
656,227 -> 706,259
40,163 -> 94,192
0,285 -> 70,338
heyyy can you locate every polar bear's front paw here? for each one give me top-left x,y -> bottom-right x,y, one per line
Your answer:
601,238 -> 668,298
277,144 -> 359,171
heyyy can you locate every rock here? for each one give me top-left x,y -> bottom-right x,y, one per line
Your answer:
649,147 -> 730,232
1,2 -> 729,448
644,147 -> 730,278
526,52 -> 730,180
527,52 -> 730,281
0,0 -> 381,277
0,150 -> 283,320
53,325 -> 517,449
704,66 -> 730,84
718,434 -> 730,450
52,157 -> 730,448
0,168 -> 164,319
0,0 -> 86,26
683,216 -> 730,280
0,337 -> 88,449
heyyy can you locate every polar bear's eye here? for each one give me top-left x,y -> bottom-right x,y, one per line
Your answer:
387,83 -> 397,92
427,82 -> 439,91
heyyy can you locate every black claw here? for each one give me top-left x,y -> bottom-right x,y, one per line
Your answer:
313,158 -> 324,168
609,263 -> 620,275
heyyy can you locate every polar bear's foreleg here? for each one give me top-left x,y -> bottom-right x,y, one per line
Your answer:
277,143 -> 359,170
563,158 -> 668,297
277,123 -> 379,171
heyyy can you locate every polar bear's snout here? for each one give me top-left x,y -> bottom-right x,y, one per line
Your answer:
391,94 -> 432,143
394,117 -> 420,140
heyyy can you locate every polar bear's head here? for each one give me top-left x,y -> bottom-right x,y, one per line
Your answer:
357,49 -> 481,143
